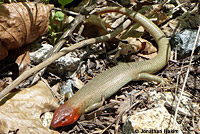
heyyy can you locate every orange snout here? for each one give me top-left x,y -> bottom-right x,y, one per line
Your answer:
51,103 -> 80,128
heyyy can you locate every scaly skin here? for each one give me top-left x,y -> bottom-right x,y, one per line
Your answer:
51,7 -> 171,128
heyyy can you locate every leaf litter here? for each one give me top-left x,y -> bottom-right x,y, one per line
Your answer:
0,0 -> 200,133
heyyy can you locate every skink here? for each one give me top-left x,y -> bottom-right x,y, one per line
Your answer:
51,7 -> 171,128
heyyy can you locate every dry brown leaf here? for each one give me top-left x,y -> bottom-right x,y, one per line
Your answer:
115,37 -> 157,60
154,11 -> 172,25
137,51 -> 157,59
0,80 -> 8,92
0,80 -> 59,134
139,38 -> 157,54
82,15 -> 108,38
0,2 -> 54,60
136,38 -> 158,59
120,24 -> 145,39
15,47 -> 30,75
8,45 -> 31,75
118,37 -> 157,55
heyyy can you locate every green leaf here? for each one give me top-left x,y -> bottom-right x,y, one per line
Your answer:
58,0 -> 73,8
54,11 -> 65,22
48,25 -> 52,32
43,0 -> 50,4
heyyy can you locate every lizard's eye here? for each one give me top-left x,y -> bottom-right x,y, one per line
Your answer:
121,40 -> 128,44
62,118 -> 66,122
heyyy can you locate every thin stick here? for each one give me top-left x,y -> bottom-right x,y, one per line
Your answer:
53,7 -> 80,16
31,15 -> 86,84
175,0 -> 188,13
40,76 -> 62,103
173,26 -> 200,128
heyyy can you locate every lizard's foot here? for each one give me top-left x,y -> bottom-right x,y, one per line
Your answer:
139,73 -> 169,87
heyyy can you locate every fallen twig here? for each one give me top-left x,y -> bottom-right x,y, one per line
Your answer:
31,1 -> 97,84
31,14 -> 86,84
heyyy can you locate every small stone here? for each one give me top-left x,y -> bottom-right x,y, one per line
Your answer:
170,29 -> 200,59
30,42 -> 80,75
123,106 -> 182,134
41,112 -> 54,127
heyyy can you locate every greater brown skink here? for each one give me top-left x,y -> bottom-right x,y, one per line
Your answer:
51,7 -> 171,128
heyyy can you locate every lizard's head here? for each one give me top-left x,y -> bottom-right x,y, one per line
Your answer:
50,103 -> 80,128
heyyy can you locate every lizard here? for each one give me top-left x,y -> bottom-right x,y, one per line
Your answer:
50,7 -> 171,128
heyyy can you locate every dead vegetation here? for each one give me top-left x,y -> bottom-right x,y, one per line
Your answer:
0,0 -> 199,133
